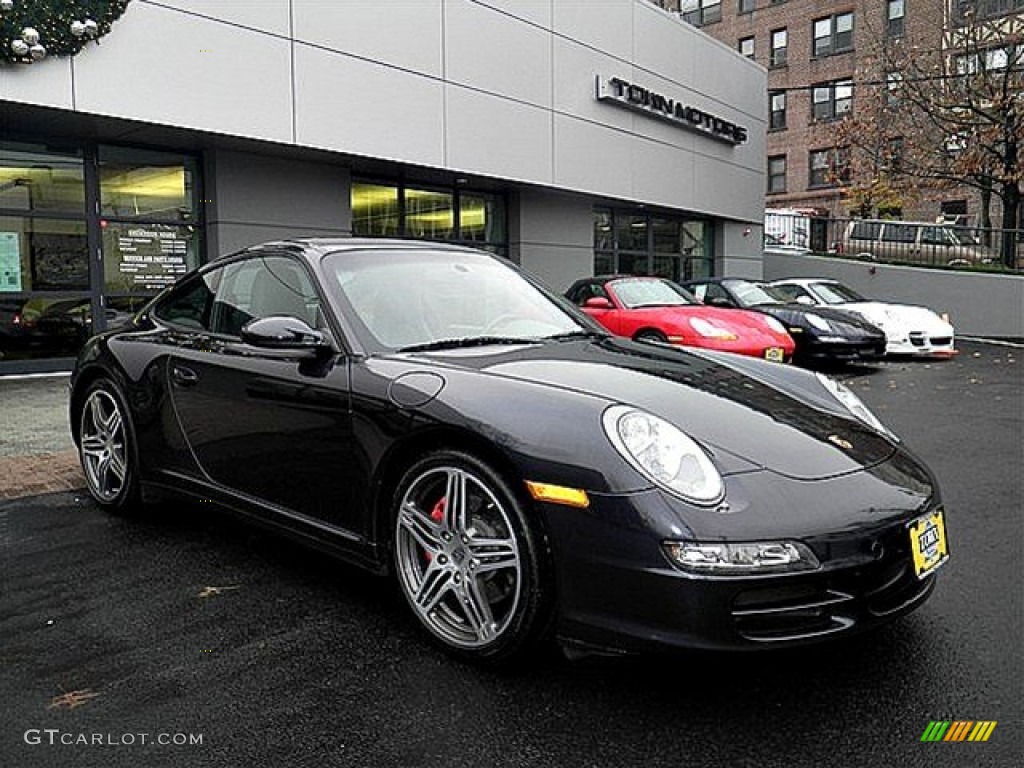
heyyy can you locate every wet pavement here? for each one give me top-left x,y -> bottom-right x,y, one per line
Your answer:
0,342 -> 1020,768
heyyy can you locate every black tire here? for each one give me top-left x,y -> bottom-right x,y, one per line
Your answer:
634,329 -> 668,344
77,378 -> 142,515
389,449 -> 552,664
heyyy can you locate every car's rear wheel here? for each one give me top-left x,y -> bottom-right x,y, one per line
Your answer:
634,329 -> 667,344
391,450 -> 551,663
78,379 -> 140,514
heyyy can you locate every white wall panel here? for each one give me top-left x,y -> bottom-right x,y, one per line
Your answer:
0,56 -> 73,110
553,0 -> 633,62
691,155 -> 763,221
553,115 -> 634,201
293,0 -> 442,78
552,37 -> 633,132
470,0 -> 552,28
73,2 -> 292,142
446,86 -> 552,183
445,0 -> 551,107
294,44 -> 444,167
154,0 -> 292,36
633,2 -> 694,87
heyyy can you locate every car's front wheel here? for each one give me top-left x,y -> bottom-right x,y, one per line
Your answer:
391,450 -> 551,663
78,379 -> 141,514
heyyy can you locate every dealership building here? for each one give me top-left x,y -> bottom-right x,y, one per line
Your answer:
0,0 -> 766,374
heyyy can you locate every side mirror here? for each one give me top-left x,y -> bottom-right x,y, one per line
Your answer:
584,297 -> 614,310
707,297 -> 735,308
241,315 -> 331,352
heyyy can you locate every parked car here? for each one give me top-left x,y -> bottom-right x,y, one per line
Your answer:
565,275 -> 795,362
764,232 -> 813,256
682,278 -> 887,364
838,219 -> 996,267
768,278 -> 956,357
71,240 -> 948,662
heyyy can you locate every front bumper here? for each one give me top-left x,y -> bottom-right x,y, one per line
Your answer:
885,332 -> 956,357
800,336 -> 887,361
541,477 -> 942,653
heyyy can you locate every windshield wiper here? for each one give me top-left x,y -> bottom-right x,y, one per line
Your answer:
541,330 -> 606,341
396,336 -> 542,353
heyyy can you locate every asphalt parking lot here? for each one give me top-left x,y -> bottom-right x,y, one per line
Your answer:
1,341 -> 1020,768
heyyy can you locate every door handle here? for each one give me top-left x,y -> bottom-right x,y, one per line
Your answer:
172,365 -> 199,387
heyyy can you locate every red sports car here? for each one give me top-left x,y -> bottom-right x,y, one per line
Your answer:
566,276 -> 795,362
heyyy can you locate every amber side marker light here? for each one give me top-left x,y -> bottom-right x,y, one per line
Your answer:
525,481 -> 590,508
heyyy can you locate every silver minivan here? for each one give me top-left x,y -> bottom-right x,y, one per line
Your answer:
840,219 -> 996,266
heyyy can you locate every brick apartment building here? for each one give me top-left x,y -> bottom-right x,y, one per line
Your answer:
652,1 -> 1023,230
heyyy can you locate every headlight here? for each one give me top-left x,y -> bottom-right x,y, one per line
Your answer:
689,317 -> 738,340
665,540 -> 820,575
764,316 -> 788,335
602,405 -> 724,505
805,313 -> 832,332
815,372 -> 898,441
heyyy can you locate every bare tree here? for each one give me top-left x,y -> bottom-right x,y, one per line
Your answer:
836,2 -> 1021,266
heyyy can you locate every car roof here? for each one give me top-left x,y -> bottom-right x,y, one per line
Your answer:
768,278 -> 838,287
217,237 -> 486,261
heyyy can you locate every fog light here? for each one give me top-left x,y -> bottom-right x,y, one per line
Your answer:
665,540 -> 820,575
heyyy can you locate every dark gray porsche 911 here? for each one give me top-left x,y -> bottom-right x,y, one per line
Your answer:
69,239 -> 949,663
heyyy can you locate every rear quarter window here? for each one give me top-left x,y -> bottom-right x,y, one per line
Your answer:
850,221 -> 882,241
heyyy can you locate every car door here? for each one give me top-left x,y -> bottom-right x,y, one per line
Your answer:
166,253 -> 358,531
572,281 -> 620,334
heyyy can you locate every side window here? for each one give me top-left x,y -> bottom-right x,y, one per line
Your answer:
773,284 -> 808,302
154,270 -> 221,330
850,221 -> 881,241
921,227 -> 953,246
702,283 -> 730,304
881,224 -> 916,243
211,255 -> 321,337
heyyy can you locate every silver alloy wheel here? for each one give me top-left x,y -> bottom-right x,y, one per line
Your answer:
80,389 -> 128,503
395,466 -> 522,649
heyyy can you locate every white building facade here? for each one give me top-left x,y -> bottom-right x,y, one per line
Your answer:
0,0 -> 766,373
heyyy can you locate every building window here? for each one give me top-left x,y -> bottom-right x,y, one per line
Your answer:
811,79 -> 853,121
809,148 -> 849,188
886,1 -> 905,38
953,0 -> 1024,25
739,36 -> 755,59
593,208 -> 714,282
351,181 -> 507,254
739,0 -> 755,13
770,28 -> 788,67
885,137 -> 905,175
681,0 -> 722,27
886,71 -> 903,104
769,91 -> 787,130
768,156 -> 787,193
812,12 -> 854,58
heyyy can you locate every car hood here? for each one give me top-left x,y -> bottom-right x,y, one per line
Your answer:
754,304 -> 884,335
406,338 -> 896,481
630,305 -> 778,334
839,302 -> 953,333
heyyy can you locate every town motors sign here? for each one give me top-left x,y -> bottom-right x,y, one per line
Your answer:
596,76 -> 748,146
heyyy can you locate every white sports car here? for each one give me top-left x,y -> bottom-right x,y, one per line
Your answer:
768,278 -> 956,357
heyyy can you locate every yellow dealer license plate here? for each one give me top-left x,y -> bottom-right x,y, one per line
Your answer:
764,347 -> 785,362
909,510 -> 949,579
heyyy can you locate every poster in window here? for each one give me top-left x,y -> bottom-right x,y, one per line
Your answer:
0,232 -> 22,292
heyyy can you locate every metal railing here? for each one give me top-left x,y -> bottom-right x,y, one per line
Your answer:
764,213 -> 1023,272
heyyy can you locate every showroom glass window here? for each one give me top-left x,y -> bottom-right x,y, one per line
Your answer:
351,181 -> 507,255
0,141 -> 200,372
593,208 -> 714,282
98,146 -> 201,298
0,142 -> 91,365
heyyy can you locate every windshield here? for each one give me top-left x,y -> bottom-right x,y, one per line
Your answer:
812,282 -> 866,305
611,279 -> 695,309
729,281 -> 786,307
322,247 -> 584,352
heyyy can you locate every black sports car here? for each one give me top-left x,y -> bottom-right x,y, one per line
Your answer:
682,277 -> 887,364
70,239 -> 948,663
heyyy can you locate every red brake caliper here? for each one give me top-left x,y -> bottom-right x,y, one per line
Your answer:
423,497 -> 446,562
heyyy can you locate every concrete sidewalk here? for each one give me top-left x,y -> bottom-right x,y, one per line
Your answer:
0,374 -> 83,500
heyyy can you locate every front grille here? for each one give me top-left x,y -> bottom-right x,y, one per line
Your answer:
730,522 -> 936,643
909,334 -> 926,347
930,337 -> 952,346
